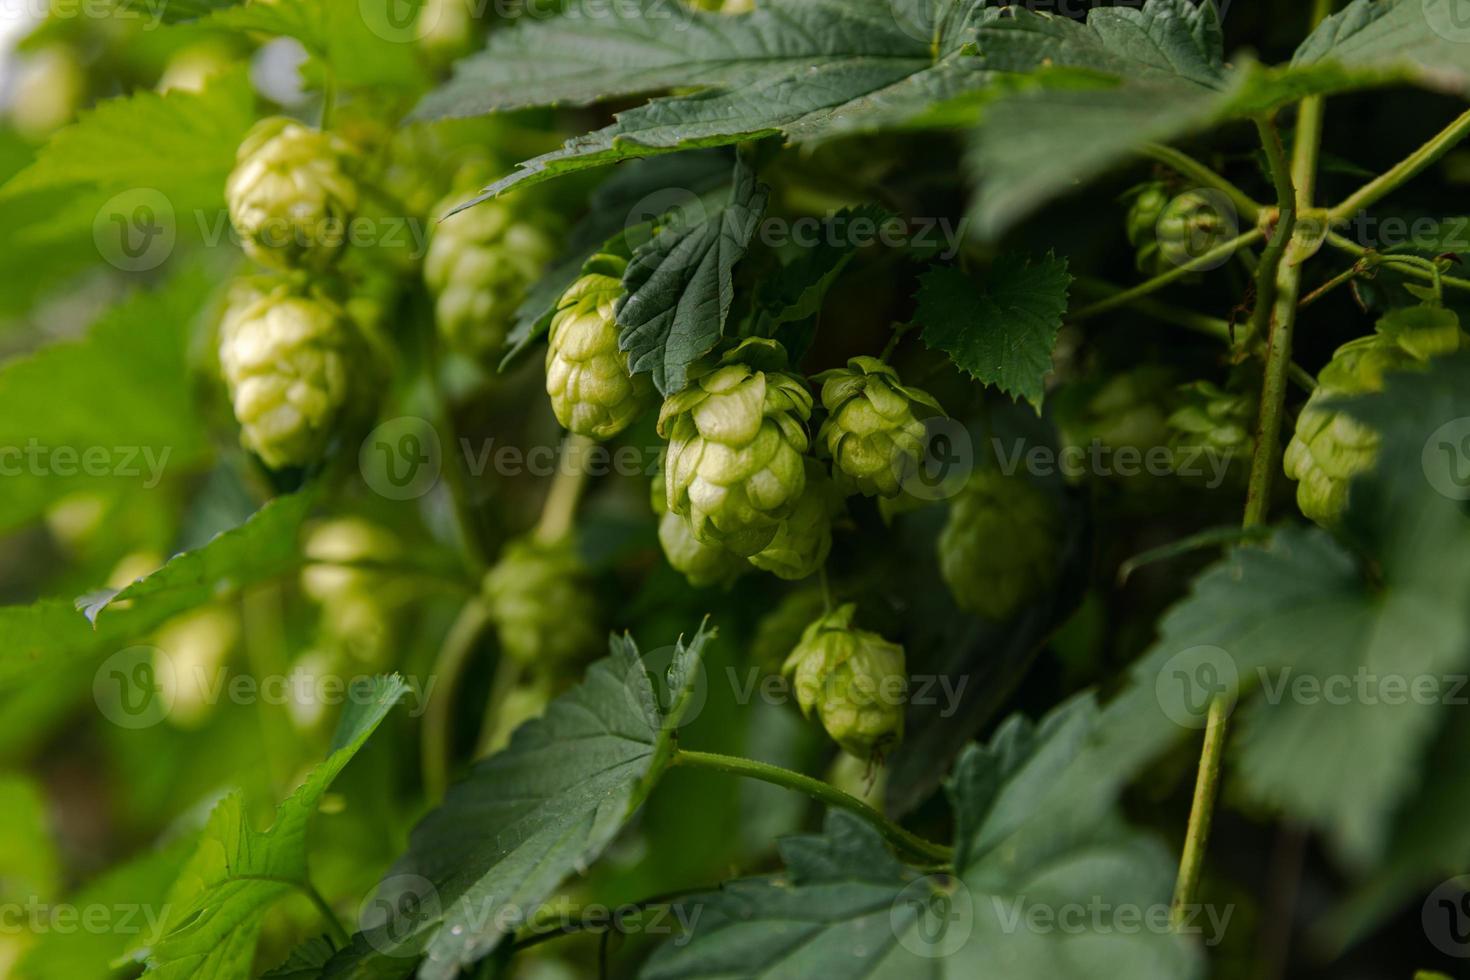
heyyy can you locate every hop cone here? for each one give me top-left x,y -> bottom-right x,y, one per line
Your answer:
749,459 -> 841,581
1123,181 -> 1172,277
218,279 -> 366,469
424,195 -> 557,358
1166,380 -> 1256,485
814,356 -> 943,498
1285,305 -> 1468,525
1055,367 -> 1175,483
782,604 -> 906,758
751,588 -> 827,673
482,536 -> 600,666
938,470 -> 1060,621
546,254 -> 655,439
659,339 -> 813,557
226,117 -> 358,271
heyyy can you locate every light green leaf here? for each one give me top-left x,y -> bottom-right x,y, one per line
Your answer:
618,156 -> 769,395
16,835 -> 198,980
350,623 -> 715,979
0,267 -> 215,534
0,485 -> 315,687
0,775 -> 60,904
143,676 -> 409,980
80,485 -> 319,625
423,0 -> 995,198
201,0 -> 427,91
641,697 -> 1201,979
916,255 -> 1071,412
0,69 -> 254,315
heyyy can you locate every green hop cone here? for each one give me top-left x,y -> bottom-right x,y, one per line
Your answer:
652,453 -> 747,588
938,470 -> 1060,621
659,338 -> 814,557
813,356 -> 944,498
1055,366 -> 1176,484
482,536 -> 600,666
226,117 -> 358,272
1166,380 -> 1257,486
218,279 -> 368,469
749,459 -> 842,581
750,588 -> 826,674
1285,305 -> 1468,525
1123,181 -> 1172,276
424,195 -> 557,359
546,254 -> 655,439
782,604 -> 906,758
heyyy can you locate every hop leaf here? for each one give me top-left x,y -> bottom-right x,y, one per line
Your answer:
1285,305 -> 1469,525
658,338 -> 813,557
782,603 -> 906,758
226,117 -> 359,271
813,356 -> 944,498
482,536 -> 600,665
217,278 -> 369,469
545,254 -> 655,440
1166,379 -> 1256,486
938,470 -> 1060,622
424,196 -> 558,358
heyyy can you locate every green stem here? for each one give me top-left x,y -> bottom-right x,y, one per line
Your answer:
1173,113 -> 1305,927
237,875 -> 350,947
1142,143 -> 1262,222
1069,228 -> 1264,322
670,749 -> 953,865
534,433 -> 596,545
1071,278 -> 1316,392
1327,108 -> 1470,224
422,597 -> 493,802
1323,232 -> 1470,293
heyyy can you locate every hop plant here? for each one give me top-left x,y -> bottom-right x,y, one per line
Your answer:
938,470 -> 1060,622
813,356 -> 943,498
482,536 -> 600,666
226,117 -> 358,271
1285,305 -> 1468,525
1166,380 -> 1257,485
782,604 -> 906,758
546,254 -> 655,439
217,279 -> 368,469
423,194 -> 557,359
749,459 -> 841,581
659,339 -> 813,557
750,588 -> 827,673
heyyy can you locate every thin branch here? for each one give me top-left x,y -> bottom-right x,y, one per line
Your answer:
1142,142 -> 1263,222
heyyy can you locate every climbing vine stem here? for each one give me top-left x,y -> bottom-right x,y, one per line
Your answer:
670,749 -> 953,865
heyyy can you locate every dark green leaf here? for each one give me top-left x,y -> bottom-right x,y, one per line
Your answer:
617,158 -> 769,394
916,255 -> 1071,412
